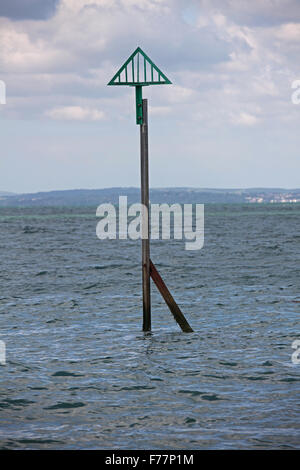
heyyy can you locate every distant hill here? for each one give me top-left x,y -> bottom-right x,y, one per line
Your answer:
0,191 -> 16,197
0,187 -> 299,206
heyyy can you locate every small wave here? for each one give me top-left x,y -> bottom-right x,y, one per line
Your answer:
22,226 -> 48,234
45,402 -> 86,410
52,371 -> 83,377
83,283 -> 99,290
0,399 -> 35,409
178,389 -> 204,396
185,417 -> 197,423
219,361 -> 238,367
262,361 -> 273,366
201,394 -> 223,401
15,439 -> 63,445
119,385 -> 156,391
280,377 -> 299,382
245,376 -> 266,381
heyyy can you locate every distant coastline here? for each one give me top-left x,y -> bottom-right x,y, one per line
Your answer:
0,187 -> 300,207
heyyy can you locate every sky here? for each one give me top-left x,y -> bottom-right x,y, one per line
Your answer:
0,0 -> 300,193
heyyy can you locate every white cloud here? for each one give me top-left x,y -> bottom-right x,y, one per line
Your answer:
232,112 -> 259,126
45,105 -> 105,121
275,22 -> 300,41
0,0 -> 300,128
149,105 -> 171,116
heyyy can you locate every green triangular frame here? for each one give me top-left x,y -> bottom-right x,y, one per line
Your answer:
108,47 -> 171,86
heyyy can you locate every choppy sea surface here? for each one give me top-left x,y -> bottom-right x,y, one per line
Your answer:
0,203 -> 299,450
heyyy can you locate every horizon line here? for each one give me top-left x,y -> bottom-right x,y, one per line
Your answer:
2,186 -> 300,196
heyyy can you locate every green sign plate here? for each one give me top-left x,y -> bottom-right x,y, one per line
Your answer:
108,47 -> 171,87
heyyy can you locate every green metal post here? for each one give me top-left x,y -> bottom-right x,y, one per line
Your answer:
135,85 -> 143,124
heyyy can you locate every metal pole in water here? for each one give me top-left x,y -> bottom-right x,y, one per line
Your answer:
108,47 -> 193,333
140,98 -> 151,332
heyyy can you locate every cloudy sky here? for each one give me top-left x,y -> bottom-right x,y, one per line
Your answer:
0,0 -> 300,193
